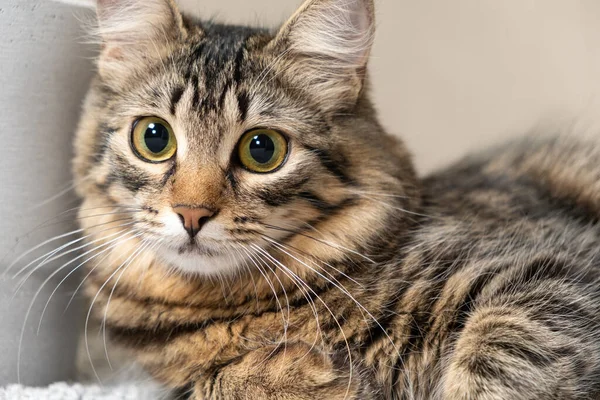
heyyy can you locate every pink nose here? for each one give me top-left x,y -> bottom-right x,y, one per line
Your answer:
173,206 -> 215,238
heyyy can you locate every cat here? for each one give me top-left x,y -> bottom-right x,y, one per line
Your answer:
71,0 -> 600,398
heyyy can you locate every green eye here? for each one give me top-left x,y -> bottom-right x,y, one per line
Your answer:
131,117 -> 177,162
237,129 -> 289,173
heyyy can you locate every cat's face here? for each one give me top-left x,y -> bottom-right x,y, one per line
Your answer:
73,0 -> 417,276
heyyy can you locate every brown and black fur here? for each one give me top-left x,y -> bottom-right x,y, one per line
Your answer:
71,0 -> 600,399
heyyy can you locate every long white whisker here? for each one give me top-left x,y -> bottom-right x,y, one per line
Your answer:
101,239 -> 153,370
13,220 -> 137,291
63,237 -> 133,314
85,237 -> 149,383
1,206 -> 141,273
251,244 -> 354,399
31,181 -> 79,210
247,245 -> 319,370
232,246 -> 260,312
36,230 -> 142,334
2,228 -> 85,279
7,217 -> 136,279
277,219 -> 370,278
263,230 -> 363,288
358,194 -> 431,218
263,236 -> 400,359
263,235 -> 369,330
262,223 -> 375,264
16,229 -> 139,384
254,245 -> 326,362
240,246 -> 289,346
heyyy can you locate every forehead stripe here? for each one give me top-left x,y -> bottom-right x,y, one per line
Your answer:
191,74 -> 201,109
169,85 -> 185,115
237,90 -> 250,122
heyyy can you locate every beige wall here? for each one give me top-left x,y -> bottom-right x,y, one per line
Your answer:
176,0 -> 600,173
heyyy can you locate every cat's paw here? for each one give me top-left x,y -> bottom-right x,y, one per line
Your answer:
197,342 -> 360,400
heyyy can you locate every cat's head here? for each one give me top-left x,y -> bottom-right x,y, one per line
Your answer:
73,0 -> 418,276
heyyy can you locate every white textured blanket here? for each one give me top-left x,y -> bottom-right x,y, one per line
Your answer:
0,383 -> 162,400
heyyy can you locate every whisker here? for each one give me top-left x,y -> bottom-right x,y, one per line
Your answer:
256,246 -> 326,362
101,239 -> 153,370
30,179 -> 80,210
263,236 -> 364,324
357,194 -> 431,219
63,232 -> 144,313
2,228 -> 85,279
247,245 -> 322,371
345,189 -> 410,199
262,223 -> 376,264
251,244 -> 354,399
17,227 -> 138,305
12,219 -> 137,284
4,205 -> 141,266
261,231 -> 363,288
85,237 -> 149,384
276,219 -> 369,277
263,236 -> 401,360
12,224 -> 136,307
231,246 -> 260,313
36,230 -> 142,334
239,246 -> 290,347
263,235 -> 368,324
16,228 -> 140,384
4,213 -> 138,278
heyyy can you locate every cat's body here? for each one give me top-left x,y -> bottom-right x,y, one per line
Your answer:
84,136 -> 600,399
73,0 -> 600,399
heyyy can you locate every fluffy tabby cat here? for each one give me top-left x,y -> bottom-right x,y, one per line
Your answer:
71,0 -> 600,398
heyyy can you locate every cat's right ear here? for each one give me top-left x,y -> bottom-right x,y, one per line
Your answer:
95,0 -> 187,79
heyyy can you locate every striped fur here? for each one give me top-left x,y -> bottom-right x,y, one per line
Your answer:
72,0 -> 600,398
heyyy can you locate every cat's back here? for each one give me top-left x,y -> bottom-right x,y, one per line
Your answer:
422,135 -> 600,237
414,136 -> 600,272
403,135 -> 600,342
382,137 -> 600,398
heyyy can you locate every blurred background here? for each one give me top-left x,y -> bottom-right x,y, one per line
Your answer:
1,0 -> 600,386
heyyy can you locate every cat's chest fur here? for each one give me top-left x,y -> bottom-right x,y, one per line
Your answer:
86,252 -> 392,388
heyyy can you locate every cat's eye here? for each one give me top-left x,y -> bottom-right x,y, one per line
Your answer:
237,129 -> 289,173
131,117 -> 177,162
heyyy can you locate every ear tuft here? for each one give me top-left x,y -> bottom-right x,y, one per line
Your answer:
286,0 -> 374,68
95,0 -> 183,44
93,0 -> 186,78
273,0 -> 375,110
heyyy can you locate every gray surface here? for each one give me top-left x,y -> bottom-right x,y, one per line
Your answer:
0,382 -> 162,399
0,0 -> 95,386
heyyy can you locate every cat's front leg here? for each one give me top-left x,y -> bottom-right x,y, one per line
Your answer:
193,342 -> 367,400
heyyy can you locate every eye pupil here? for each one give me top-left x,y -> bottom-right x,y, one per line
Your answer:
249,134 -> 275,164
144,122 -> 170,154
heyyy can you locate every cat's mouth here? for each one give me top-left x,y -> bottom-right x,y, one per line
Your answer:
177,242 -> 221,257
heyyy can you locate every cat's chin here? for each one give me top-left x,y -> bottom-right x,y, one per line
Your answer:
155,244 -> 243,276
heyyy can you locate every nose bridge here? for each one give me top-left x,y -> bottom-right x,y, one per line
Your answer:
171,162 -> 224,207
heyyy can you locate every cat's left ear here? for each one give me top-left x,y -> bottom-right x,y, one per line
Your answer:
95,0 -> 187,79
271,0 -> 375,111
